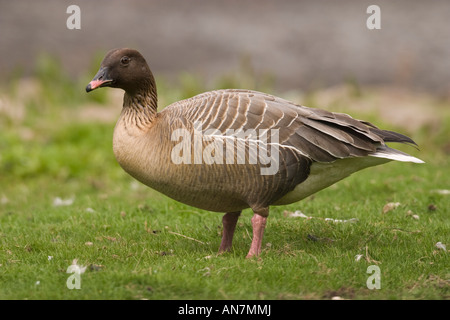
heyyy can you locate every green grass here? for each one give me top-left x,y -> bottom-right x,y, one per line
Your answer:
0,56 -> 449,300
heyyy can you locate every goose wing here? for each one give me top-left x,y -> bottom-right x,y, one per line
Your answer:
167,89 -> 418,163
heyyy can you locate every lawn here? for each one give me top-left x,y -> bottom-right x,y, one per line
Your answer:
0,56 -> 448,300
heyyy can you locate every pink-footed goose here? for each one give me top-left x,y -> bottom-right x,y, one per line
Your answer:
86,48 -> 424,258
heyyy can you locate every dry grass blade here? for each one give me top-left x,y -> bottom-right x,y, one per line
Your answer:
168,231 -> 205,244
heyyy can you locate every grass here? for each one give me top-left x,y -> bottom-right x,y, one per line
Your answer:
0,55 -> 449,300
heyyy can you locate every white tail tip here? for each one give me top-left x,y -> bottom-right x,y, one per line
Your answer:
370,151 -> 425,164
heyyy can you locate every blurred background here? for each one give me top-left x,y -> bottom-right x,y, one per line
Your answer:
1,0 -> 450,93
0,0 -> 449,184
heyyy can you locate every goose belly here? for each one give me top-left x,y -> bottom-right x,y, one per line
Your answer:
127,164 -> 253,212
274,156 -> 390,205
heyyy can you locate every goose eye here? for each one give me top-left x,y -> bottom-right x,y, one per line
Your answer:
120,56 -> 130,65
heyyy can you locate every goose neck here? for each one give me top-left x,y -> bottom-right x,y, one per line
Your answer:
122,88 -> 158,128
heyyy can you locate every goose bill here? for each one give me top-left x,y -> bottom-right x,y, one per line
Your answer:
86,67 -> 113,92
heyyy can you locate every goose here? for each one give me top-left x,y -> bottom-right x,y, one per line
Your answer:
86,48 -> 424,258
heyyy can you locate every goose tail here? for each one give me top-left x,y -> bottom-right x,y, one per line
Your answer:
370,145 -> 425,163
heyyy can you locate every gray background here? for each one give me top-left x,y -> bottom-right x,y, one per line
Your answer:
1,0 -> 449,94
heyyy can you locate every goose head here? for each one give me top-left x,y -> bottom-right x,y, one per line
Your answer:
86,48 -> 155,96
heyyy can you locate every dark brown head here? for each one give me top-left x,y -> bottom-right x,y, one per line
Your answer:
86,48 -> 155,96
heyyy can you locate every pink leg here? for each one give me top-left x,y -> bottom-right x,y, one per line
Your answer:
218,211 -> 241,253
246,211 -> 268,258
